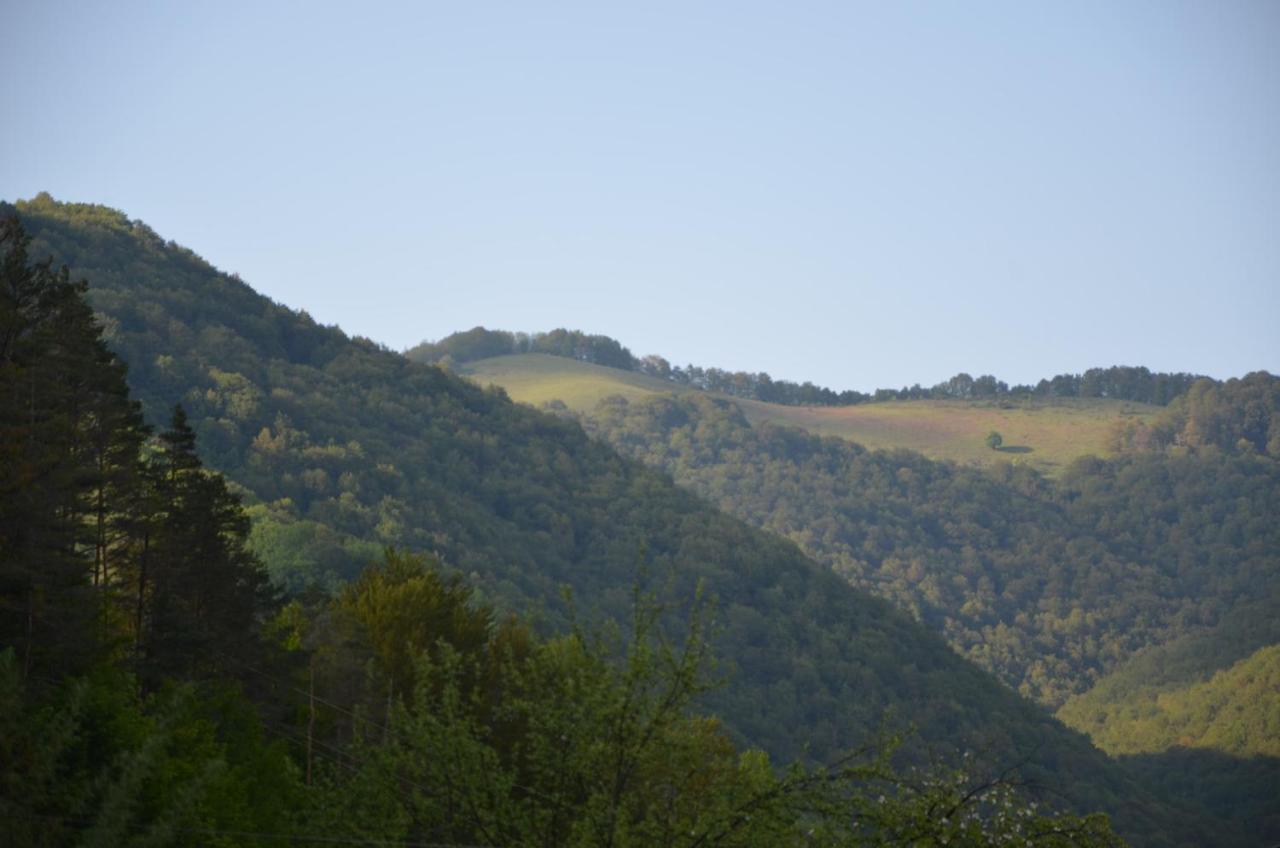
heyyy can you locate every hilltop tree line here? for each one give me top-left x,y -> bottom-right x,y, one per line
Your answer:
407,325 -> 636,370
408,326 -> 1207,407
0,212 -> 1128,846
1108,371 -> 1280,458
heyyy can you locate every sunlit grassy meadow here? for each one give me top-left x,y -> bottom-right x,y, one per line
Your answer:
460,354 -> 1158,474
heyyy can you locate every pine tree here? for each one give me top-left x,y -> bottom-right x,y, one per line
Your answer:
1,216 -> 274,688
138,406 -> 276,686
0,216 -> 146,680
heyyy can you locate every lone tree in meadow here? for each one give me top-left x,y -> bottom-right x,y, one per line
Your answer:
985,430 -> 1003,451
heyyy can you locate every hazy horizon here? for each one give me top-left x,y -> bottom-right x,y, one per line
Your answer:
3,1 -> 1277,390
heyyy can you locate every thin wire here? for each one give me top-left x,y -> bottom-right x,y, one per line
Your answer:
215,649 -> 398,738
174,825 -> 492,848
0,812 -> 491,847
258,717 -> 444,801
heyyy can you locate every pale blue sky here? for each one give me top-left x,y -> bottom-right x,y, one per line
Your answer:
3,1 -> 1277,390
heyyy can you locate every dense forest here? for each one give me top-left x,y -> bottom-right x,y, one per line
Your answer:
0,207 -> 1145,844
1057,595 -> 1280,757
2,195 -> 1272,844
5,195 -> 1110,773
409,326 -> 1207,407
574,390 -> 1280,705
1108,372 -> 1280,457
565,385 -> 1280,840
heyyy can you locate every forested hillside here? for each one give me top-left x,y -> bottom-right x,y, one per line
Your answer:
0,214 -> 1134,845
1058,595 -> 1280,757
1069,644 -> 1280,756
564,385 -> 1280,840
4,196 -> 1229,843
575,393 -> 1280,706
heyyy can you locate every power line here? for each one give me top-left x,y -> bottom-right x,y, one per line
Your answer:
0,812 -> 492,847
214,648 -> 398,738
258,717 -> 443,801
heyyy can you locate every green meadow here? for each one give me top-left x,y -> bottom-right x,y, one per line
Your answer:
461,354 -> 1158,474
461,353 -> 693,406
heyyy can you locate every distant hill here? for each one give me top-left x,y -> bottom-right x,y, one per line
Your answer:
1057,613 -> 1280,842
461,352 -> 1157,474
1058,596 -> 1280,757
568,391 -> 1280,707
1070,643 -> 1280,756
9,194 -> 1231,845
417,325 -> 1206,408
483,361 -> 1280,842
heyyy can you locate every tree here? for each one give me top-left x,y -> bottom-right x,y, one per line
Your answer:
137,406 -> 277,687
985,430 -> 1003,451
307,557 -> 1126,847
0,215 -> 149,681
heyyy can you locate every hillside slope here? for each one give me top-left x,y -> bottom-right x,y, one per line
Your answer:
1058,596 -> 1280,757
574,393 -> 1280,705
1068,644 -> 1280,757
461,352 -> 1155,475
8,194 -> 1229,845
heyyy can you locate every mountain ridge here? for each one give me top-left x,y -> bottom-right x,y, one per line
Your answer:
410,324 -> 1211,407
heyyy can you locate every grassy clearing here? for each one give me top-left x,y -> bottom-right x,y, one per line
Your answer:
461,354 -> 688,407
460,354 -> 1157,474
737,397 -> 1157,473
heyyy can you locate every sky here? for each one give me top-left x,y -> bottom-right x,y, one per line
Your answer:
2,1 -> 1277,391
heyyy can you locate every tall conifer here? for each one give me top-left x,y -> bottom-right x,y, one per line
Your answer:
0,216 -> 145,678
139,405 -> 275,686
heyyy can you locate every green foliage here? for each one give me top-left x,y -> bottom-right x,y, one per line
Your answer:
408,325 -> 637,371
985,430 -> 1003,450
1106,373 -> 1280,458
1028,367 -> 1204,406
245,505 -> 381,594
0,649 -> 303,847
1149,373 -> 1279,457
7,196 -> 1106,765
1058,597 -> 1280,758
135,406 -> 279,688
304,555 -> 1126,848
1118,748 -> 1280,845
0,214 -> 148,679
4,195 -> 1248,845
0,212 -> 296,843
1067,644 -> 1280,757
1,212 -> 278,695
331,549 -> 528,707
578,394 -> 1280,711
820,757 -> 1126,847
